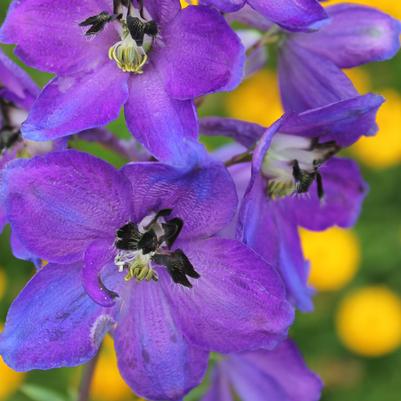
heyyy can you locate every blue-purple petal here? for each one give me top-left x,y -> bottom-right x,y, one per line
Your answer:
280,94 -> 384,147
0,262 -> 115,370
164,238 -> 294,352
121,161 -> 237,240
2,151 -> 131,264
22,63 -> 128,141
113,275 -> 208,401
292,4 -> 401,68
158,5 -> 245,99
278,41 -> 358,112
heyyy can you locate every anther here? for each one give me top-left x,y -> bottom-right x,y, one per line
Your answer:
79,11 -> 121,36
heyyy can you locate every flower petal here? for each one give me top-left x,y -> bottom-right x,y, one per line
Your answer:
200,117 -> 265,148
293,4 -> 401,68
3,151 -> 131,263
200,0 -> 245,13
159,5 -> 245,99
285,157 -> 368,231
0,0 -> 116,75
239,174 -> 313,311
247,0 -> 327,32
0,48 -> 39,109
22,63 -> 128,141
121,161 -> 237,239
124,64 -> 201,167
113,278 -> 208,401
227,340 -> 322,401
278,42 -> 357,112
280,94 -> 384,147
0,262 -> 115,370
200,367 -> 234,401
146,0 -> 181,25
82,239 -> 118,307
163,238 -> 294,353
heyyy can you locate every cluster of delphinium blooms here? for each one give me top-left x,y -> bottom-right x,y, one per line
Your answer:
0,0 -> 399,400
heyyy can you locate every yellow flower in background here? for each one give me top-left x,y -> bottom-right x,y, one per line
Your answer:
352,90 -> 401,169
225,69 -> 283,126
336,287 -> 401,357
0,269 -> 6,299
328,0 -> 401,19
0,325 -> 26,400
180,0 -> 198,7
91,336 -> 143,401
301,228 -> 360,291
344,67 -> 371,94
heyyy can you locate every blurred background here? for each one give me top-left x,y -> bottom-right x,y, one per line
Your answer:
1,0 -> 401,400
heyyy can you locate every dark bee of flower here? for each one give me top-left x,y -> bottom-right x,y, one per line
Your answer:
152,250 -> 200,288
292,159 -> 325,200
79,11 -> 122,36
126,16 -> 158,47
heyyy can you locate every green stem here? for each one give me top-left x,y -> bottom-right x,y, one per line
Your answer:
76,348 -> 101,401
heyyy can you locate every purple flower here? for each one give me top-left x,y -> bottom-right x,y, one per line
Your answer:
230,4 -> 400,112
200,0 -> 328,32
0,0 -> 244,166
0,48 -> 39,232
200,340 -> 322,401
0,150 -> 294,400
278,4 -> 401,112
201,94 -> 382,311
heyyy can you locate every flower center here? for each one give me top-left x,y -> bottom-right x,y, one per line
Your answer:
114,209 -> 200,287
79,1 -> 158,74
261,133 -> 339,200
0,99 -> 23,152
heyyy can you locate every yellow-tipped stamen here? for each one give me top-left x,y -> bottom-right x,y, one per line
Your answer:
108,27 -> 148,74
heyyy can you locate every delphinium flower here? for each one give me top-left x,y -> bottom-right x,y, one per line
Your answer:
201,93 -> 382,311
200,0 -> 328,32
0,48 -> 39,175
0,0 -> 244,165
0,150 -> 294,400
0,48 -> 44,257
200,340 -> 322,401
231,3 -> 401,112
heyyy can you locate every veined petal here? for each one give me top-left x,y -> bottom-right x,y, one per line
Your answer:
278,42 -> 357,112
280,94 -> 384,147
293,4 -> 401,68
0,0 -> 116,75
247,0 -> 328,32
3,151 -> 131,264
145,0 -> 181,26
200,367 -> 234,401
0,263 -> 115,371
0,48 -> 39,109
226,340 -> 322,401
121,161 -> 237,240
164,238 -> 294,353
159,5 -> 245,99
125,64 -> 201,167
83,239 -> 118,307
200,0 -> 245,13
22,63 -> 129,141
239,174 -> 313,311
113,277 -> 208,401
200,117 -> 265,148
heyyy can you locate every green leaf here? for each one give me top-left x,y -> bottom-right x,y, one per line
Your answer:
21,384 -> 69,401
